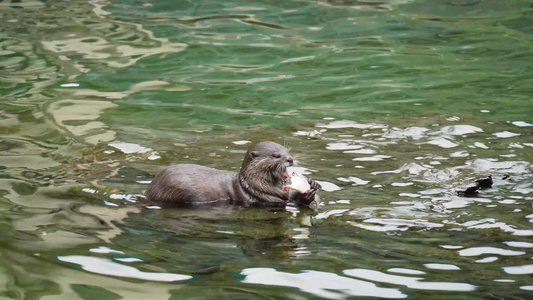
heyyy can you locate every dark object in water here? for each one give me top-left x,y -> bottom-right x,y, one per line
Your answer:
144,141 -> 319,207
475,175 -> 493,188
457,174 -> 496,197
457,185 -> 480,197
502,174 -> 510,180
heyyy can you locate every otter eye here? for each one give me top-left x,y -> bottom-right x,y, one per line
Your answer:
273,153 -> 281,158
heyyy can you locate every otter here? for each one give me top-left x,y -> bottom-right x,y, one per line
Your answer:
144,141 -> 319,207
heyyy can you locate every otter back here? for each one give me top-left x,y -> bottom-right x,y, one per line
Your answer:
145,164 -> 237,204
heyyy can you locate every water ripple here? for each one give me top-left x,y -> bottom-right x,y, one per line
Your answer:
344,268 -> 475,291
58,255 -> 192,282
241,268 -> 406,299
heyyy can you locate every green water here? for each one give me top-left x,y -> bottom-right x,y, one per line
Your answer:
1,0 -> 533,299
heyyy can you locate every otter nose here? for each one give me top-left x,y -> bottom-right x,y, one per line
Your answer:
286,156 -> 294,164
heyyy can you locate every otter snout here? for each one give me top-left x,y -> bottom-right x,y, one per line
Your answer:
286,156 -> 294,164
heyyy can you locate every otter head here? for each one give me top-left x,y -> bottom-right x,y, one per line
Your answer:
238,141 -> 294,201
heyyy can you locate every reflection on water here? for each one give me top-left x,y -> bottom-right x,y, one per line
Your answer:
1,0 -> 533,299
241,268 -> 407,299
344,268 -> 475,292
57,255 -> 192,282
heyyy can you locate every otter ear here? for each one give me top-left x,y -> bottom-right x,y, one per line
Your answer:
250,151 -> 259,159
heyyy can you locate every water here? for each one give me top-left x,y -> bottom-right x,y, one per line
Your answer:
1,0 -> 532,298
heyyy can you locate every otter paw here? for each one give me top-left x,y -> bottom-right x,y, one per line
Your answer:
302,188 -> 317,204
308,179 -> 319,192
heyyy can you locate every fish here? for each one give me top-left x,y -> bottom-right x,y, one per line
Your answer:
283,172 -> 311,194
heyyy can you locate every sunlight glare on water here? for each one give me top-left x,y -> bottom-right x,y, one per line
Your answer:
0,0 -> 532,299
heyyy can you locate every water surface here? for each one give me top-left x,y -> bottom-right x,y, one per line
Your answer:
1,0 -> 532,299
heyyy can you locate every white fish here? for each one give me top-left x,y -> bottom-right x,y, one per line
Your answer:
283,172 -> 311,194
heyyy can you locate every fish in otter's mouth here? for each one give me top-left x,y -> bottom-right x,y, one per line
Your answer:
283,172 -> 311,194
278,163 -> 293,186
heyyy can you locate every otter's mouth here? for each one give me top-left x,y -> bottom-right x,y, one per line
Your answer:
279,159 -> 294,185
280,168 -> 292,188
272,161 -> 293,185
